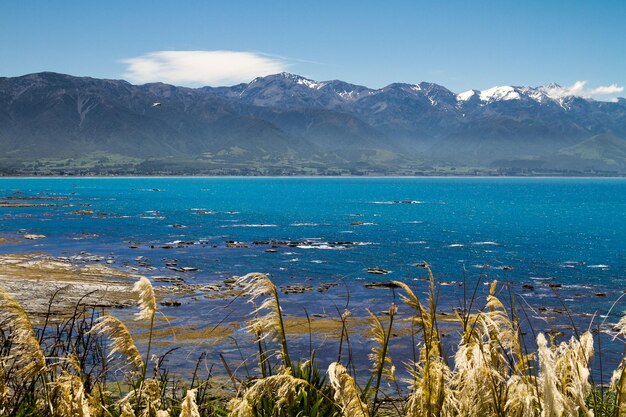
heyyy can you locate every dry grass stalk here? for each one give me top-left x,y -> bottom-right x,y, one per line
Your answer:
452,281 -> 530,417
0,287 -> 46,380
504,375 -> 540,417
119,377 -> 165,417
51,370 -> 91,417
368,303 -> 399,412
90,315 -> 144,371
395,274 -> 457,417
120,402 -> 136,417
134,277 -> 157,321
0,366 -> 9,416
536,331 -> 595,417
236,272 -> 291,367
405,353 -> 455,417
328,362 -> 369,417
537,333 -> 565,417
0,267 -> 614,417
86,385 -> 110,417
393,266 -> 440,351
228,373 -> 307,417
392,281 -> 429,327
368,304 -> 398,384
180,389 -> 200,417
453,341 -> 504,417
552,332 -> 594,417
611,365 -> 626,416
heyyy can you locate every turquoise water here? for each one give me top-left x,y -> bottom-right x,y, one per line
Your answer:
1,177 -> 625,374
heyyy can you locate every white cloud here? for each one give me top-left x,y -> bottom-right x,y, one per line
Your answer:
543,80 -> 624,100
120,50 -> 288,86
590,84 -> 624,95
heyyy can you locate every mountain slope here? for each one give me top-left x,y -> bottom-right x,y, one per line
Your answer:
1,72 -> 625,175
556,133 -> 626,169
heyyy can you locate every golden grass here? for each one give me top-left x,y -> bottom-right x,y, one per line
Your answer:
0,268 -> 624,417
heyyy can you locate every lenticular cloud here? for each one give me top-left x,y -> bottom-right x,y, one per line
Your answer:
542,80 -> 624,100
121,50 -> 288,86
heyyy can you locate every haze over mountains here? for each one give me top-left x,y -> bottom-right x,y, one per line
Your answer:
1,71 -> 625,175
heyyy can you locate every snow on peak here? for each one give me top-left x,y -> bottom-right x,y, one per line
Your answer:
456,85 -> 563,105
457,90 -> 477,101
519,86 -> 549,103
277,73 -> 325,89
337,90 -> 356,99
479,86 -> 520,102
296,77 -> 325,89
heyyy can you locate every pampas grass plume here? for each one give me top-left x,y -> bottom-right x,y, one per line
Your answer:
537,333 -> 565,417
328,362 -> 369,417
180,389 -> 200,417
0,287 -> 46,380
229,373 -> 307,417
91,315 -> 143,370
52,371 -> 91,417
134,277 -> 157,321
119,402 -> 136,417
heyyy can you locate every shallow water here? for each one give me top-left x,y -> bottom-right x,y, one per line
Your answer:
1,177 -> 625,377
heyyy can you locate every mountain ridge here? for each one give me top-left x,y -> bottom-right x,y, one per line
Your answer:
1,72 -> 625,176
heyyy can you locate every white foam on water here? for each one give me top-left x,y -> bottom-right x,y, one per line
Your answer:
370,200 -> 424,205
220,224 -> 278,228
297,244 -> 347,250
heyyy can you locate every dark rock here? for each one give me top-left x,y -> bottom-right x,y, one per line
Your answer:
281,285 -> 313,294
226,241 -> 248,248
367,267 -> 390,275
318,282 -> 339,292
223,276 -> 237,285
154,277 -> 185,283
160,299 -> 181,307
364,281 -> 400,289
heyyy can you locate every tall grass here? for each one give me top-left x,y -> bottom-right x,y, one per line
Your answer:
0,266 -> 625,416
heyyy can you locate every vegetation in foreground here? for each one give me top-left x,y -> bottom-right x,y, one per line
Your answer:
1,265 -> 626,416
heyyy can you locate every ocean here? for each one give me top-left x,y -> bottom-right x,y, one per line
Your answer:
1,177 -> 625,376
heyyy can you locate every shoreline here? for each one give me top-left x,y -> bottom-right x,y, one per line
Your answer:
1,175 -> 626,180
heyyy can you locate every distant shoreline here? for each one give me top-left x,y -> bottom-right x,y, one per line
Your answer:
1,174 -> 625,180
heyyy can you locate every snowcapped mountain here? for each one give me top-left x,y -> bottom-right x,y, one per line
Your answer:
456,84 -> 577,107
1,72 -> 625,175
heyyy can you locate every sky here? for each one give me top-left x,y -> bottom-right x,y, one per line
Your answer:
1,0 -> 625,100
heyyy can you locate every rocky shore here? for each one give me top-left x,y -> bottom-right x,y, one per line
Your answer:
0,253 -> 137,317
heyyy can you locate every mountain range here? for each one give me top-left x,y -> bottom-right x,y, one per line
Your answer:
1,71 -> 625,175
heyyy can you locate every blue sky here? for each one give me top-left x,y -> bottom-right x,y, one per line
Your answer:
1,0 -> 625,99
